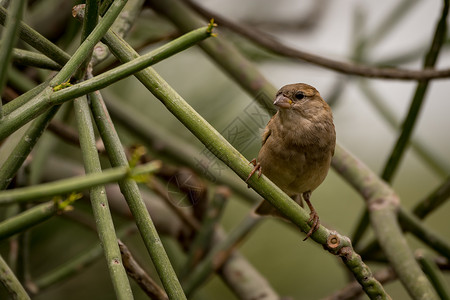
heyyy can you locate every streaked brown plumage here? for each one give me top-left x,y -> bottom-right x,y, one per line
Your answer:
246,83 -> 336,240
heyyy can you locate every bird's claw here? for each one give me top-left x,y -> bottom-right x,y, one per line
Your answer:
245,159 -> 262,185
303,211 -> 320,241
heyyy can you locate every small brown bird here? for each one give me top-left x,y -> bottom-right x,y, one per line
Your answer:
246,83 -> 336,240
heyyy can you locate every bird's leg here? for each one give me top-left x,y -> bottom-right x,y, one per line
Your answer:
302,191 -> 320,241
245,159 -> 262,183
292,194 -> 304,208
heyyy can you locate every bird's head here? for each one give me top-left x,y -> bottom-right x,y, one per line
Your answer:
273,83 -> 331,120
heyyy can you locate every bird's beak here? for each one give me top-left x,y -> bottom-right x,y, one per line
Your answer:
273,95 -> 292,108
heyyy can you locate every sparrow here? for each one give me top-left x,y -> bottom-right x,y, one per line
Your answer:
246,83 -> 336,240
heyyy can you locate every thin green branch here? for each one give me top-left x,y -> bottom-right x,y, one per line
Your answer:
0,161 -> 161,205
351,210 -> 371,249
180,187 -> 229,279
353,0 -> 450,253
358,205 -> 450,262
0,201 -> 57,240
74,4 -> 131,293
381,0 -> 449,182
332,145 -> 439,300
413,177 -> 450,219
0,5 -> 70,66
74,92 -> 132,299
75,0 -> 99,80
104,92 -> 260,205
100,0 -> 115,15
34,224 -> 135,292
182,213 -> 262,297
398,208 -> 450,260
359,80 -> 450,177
0,0 -> 130,195
0,25 -> 214,140
417,250 -> 450,300
50,0 -> 128,86
0,0 -> 26,116
0,105 -> 60,190
101,20 -> 389,298
89,89 -> 186,299
2,80 -> 48,115
9,47 -> 61,70
74,0 -> 146,66
0,254 -> 30,299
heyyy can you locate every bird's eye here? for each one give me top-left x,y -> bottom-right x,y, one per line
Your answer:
295,92 -> 305,100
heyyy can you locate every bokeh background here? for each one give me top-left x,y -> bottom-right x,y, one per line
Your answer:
1,0 -> 449,299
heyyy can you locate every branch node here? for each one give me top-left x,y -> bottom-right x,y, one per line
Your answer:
327,233 -> 341,250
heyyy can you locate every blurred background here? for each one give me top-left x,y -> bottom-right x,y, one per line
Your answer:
1,0 -> 449,299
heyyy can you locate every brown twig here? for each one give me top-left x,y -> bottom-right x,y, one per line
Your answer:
244,0 -> 327,31
181,0 -> 450,80
118,240 -> 169,300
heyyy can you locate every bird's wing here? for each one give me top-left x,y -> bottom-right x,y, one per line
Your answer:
261,115 -> 275,146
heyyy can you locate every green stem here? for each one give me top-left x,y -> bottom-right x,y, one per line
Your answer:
182,213 -> 262,297
74,93 -> 132,299
359,80 -> 450,177
2,80 -> 49,115
0,254 -> 30,299
348,0 -> 449,252
0,201 -> 57,240
101,21 -> 389,299
417,250 -> 450,300
351,210 -> 371,249
398,208 -> 450,260
76,0 -> 145,66
89,89 -> 186,299
74,0 -> 99,80
0,25 -> 214,140
0,105 -> 60,190
104,92 -> 260,205
34,224 -> 135,292
359,206 -> 450,262
0,0 -> 130,196
0,5 -> 70,66
0,161 -> 161,205
333,145 -> 439,300
412,177 -> 450,219
0,0 -> 26,116
149,0 -> 276,113
180,187 -> 229,279
50,0 -> 128,86
73,6 -> 130,294
381,0 -> 449,182
9,47 -> 61,70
